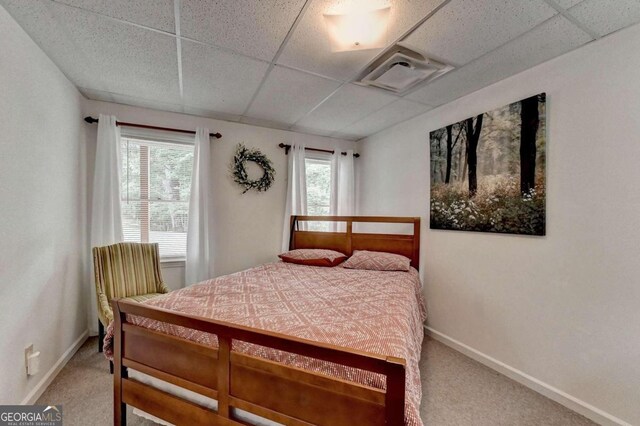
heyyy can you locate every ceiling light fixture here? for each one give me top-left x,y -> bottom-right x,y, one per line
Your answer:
323,6 -> 390,52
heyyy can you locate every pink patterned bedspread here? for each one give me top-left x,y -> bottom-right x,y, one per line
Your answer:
105,261 -> 426,426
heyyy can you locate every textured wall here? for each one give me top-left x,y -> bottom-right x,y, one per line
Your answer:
82,100 -> 357,291
0,5 -> 87,405
357,23 -> 640,426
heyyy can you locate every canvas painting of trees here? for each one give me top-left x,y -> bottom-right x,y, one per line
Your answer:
430,93 -> 546,236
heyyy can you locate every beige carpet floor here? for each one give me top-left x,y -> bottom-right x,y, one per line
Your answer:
36,336 -> 597,426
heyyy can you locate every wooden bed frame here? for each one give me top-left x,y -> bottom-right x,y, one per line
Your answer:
289,215 -> 420,269
112,216 -> 421,426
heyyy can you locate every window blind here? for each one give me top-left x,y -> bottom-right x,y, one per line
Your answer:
120,137 -> 194,259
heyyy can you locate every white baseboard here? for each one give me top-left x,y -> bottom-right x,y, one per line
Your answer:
20,330 -> 89,405
424,326 -> 631,426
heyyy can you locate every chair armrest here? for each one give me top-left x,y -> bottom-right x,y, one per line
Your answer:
97,291 -> 113,323
158,281 -> 170,294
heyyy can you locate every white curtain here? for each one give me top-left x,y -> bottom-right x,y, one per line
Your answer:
186,128 -> 212,285
330,153 -> 339,218
337,149 -> 355,216
281,143 -> 307,252
330,149 -> 355,231
90,114 -> 123,333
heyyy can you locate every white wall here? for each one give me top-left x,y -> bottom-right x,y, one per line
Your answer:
83,100 -> 356,290
0,6 -> 87,405
357,23 -> 640,426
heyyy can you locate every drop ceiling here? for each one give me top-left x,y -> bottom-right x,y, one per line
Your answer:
2,0 -> 640,140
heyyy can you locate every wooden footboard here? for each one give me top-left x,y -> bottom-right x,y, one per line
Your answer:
112,299 -> 406,426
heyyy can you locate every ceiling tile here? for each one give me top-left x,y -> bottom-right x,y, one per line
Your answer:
568,0 -> 640,37
81,88 -> 187,115
404,0 -> 557,66
239,116 -> 293,131
1,0 -> 181,103
277,0 -> 447,81
180,0 -> 307,61
407,14 -> 592,106
330,131 -> 361,141
52,0 -> 175,31
295,83 -> 397,132
108,93 -> 185,114
78,87 -> 114,103
340,99 -> 432,137
181,40 -> 270,115
246,66 -> 341,125
182,106 -> 241,122
288,125 -> 337,138
553,0 -> 584,9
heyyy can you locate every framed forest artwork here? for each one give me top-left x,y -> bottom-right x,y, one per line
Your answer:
429,93 -> 546,236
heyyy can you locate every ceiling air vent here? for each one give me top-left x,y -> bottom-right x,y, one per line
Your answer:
356,43 -> 453,94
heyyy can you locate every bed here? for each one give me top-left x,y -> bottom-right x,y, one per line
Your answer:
108,216 -> 425,426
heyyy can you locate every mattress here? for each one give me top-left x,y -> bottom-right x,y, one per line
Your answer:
106,261 -> 427,425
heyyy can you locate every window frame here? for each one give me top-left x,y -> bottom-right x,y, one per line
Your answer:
120,128 -> 195,262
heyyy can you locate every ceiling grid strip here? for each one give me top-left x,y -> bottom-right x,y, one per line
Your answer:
240,0 -> 314,118
543,0 -> 601,39
48,0 -> 270,65
332,98 -> 405,137
173,0 -> 184,101
288,0 -> 454,134
276,63 -> 343,83
329,2 -> 599,139
37,0 -> 621,141
49,0 -> 178,37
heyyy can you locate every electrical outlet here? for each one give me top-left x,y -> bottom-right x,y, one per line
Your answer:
27,351 -> 41,376
25,344 -> 33,376
24,345 -> 40,376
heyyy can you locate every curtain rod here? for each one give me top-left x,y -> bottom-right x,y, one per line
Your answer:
83,116 -> 222,139
278,143 -> 360,158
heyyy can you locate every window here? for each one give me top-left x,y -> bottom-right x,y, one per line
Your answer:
305,156 -> 332,231
120,137 -> 194,259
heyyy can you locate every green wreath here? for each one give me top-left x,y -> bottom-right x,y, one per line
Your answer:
231,144 -> 275,194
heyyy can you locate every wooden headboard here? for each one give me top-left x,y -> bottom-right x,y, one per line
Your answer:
289,216 -> 421,270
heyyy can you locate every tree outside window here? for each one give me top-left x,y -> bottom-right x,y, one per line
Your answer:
120,138 -> 194,259
305,157 -> 332,231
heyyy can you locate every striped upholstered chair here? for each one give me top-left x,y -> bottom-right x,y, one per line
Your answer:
93,242 -> 169,353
